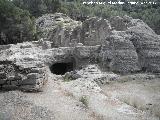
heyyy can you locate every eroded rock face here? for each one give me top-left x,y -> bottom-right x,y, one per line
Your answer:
36,13 -> 82,47
99,31 -> 140,73
1,13 -> 160,91
36,13 -> 160,73
81,17 -> 112,46
110,16 -> 128,31
100,16 -> 160,73
63,64 -> 119,85
0,56 -> 48,92
0,41 -> 100,91
127,19 -> 160,72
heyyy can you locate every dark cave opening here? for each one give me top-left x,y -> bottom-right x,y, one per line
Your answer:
141,67 -> 147,72
50,62 -> 74,75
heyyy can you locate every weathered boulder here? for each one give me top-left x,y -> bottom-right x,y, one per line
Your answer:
36,13 -> 82,47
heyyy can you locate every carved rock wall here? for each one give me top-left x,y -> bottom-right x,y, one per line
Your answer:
0,41 -> 100,91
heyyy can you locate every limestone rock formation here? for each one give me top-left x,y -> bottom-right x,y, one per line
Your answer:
0,41 -> 100,91
1,13 -> 160,91
0,43 -> 49,91
36,13 -> 160,73
110,16 -> 128,31
36,13 -> 82,47
100,16 -> 160,73
63,64 -> 119,85
81,17 -> 112,46
99,31 -> 140,73
127,18 -> 160,72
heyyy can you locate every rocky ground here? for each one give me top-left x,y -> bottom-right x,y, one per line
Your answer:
0,65 -> 159,120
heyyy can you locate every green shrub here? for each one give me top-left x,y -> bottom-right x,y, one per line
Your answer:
79,96 -> 89,108
63,76 -> 72,82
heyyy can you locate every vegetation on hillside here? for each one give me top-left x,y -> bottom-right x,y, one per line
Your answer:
0,0 -> 160,45
0,0 -> 35,45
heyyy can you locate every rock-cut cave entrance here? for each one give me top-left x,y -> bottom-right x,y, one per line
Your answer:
50,62 -> 74,75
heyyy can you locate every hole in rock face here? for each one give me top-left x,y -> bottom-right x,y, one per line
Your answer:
141,67 -> 147,72
50,62 -> 74,75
